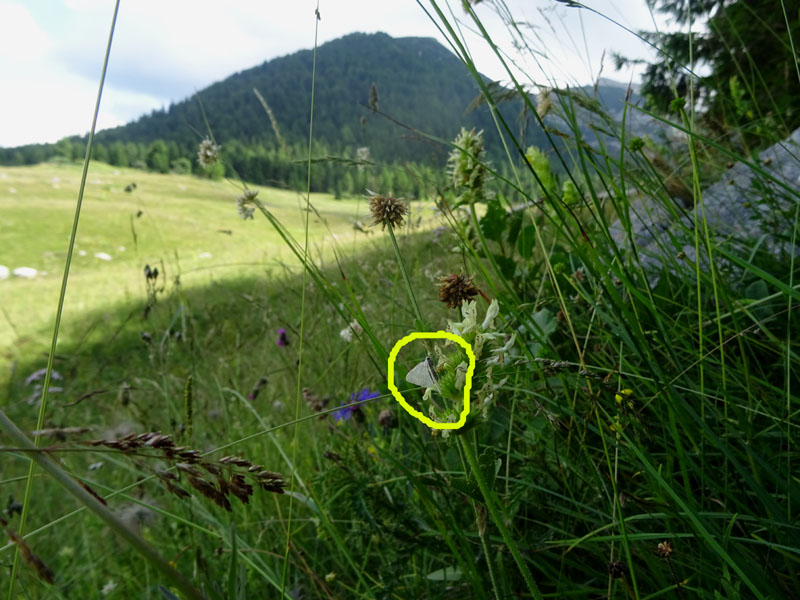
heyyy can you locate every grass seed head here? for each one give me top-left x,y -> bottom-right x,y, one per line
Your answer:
438,273 -> 479,309
197,137 -> 221,168
368,193 -> 408,230
657,540 -> 673,558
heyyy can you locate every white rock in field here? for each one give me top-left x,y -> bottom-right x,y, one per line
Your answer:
78,250 -> 87,256
0,265 -> 9,280
118,246 -> 126,252
94,252 -> 112,261
0,173 -> 7,179
13,267 -> 37,279
8,187 -> 16,194
198,252 -> 212,258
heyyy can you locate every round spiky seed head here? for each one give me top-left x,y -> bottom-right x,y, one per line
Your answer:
368,193 -> 408,230
608,561 -> 626,579
656,540 -> 673,558
438,273 -> 479,309
197,137 -> 221,168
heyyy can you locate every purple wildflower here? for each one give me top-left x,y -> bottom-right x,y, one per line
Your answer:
276,328 -> 289,347
332,388 -> 380,423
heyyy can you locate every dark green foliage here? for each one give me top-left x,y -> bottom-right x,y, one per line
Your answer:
627,0 -> 800,142
146,140 -> 170,173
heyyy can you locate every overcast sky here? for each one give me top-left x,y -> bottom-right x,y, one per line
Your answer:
0,0 -> 671,148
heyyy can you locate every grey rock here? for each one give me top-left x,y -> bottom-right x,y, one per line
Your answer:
611,127 -> 800,284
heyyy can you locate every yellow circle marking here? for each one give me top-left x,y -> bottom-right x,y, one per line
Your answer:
388,331 -> 475,430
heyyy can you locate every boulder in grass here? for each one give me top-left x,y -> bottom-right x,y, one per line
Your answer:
13,267 -> 37,279
0,265 -> 8,280
94,252 -> 112,261
611,126 -> 800,285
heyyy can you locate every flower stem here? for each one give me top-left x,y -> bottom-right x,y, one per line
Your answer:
459,437 -> 543,600
386,223 -> 427,331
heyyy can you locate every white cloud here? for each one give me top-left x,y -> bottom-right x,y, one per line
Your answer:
0,0 -> 669,147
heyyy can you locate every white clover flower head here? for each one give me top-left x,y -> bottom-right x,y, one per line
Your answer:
197,137 -> 221,167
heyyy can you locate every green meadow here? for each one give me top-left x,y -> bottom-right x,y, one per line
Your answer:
0,162 -> 417,359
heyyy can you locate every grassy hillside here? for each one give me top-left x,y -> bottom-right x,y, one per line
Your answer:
0,162 -> 439,362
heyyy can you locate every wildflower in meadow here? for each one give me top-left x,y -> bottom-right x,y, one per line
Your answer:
248,376 -> 268,400
438,273 -> 479,309
197,137 -> 221,168
276,328 -> 289,347
332,388 -> 380,423
367,192 -> 408,230
236,188 -> 257,220
339,318 -> 363,342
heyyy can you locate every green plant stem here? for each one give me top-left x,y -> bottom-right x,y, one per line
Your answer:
459,438 -> 543,600
386,222 -> 427,331
0,410 -> 204,600
7,3 -> 120,597
473,501 -> 502,600
281,3 -> 319,595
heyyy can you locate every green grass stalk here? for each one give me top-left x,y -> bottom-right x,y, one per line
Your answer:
6,3 -> 121,597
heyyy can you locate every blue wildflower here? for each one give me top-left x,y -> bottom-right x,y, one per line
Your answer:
332,388 -> 380,423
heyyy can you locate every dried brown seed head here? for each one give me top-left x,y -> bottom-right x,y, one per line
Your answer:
656,540 -> 673,558
608,561 -> 626,579
438,273 -> 479,309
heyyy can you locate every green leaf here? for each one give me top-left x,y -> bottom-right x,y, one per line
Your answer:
478,447 -> 501,490
426,567 -> 462,581
745,279 -> 768,300
516,225 -> 536,258
493,254 -> 517,280
480,197 -> 506,242
506,212 -> 523,247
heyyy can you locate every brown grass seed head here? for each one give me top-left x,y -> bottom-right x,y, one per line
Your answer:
368,193 -> 408,230
438,273 -> 479,309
